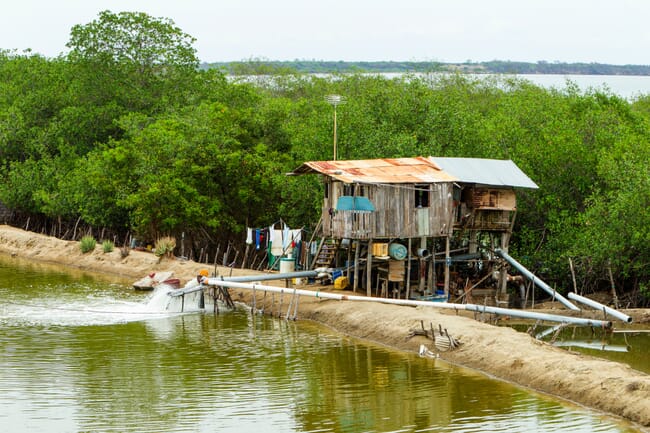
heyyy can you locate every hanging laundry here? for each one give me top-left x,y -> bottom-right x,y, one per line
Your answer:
290,229 -> 302,244
282,225 -> 291,250
271,229 -> 284,256
246,227 -> 253,245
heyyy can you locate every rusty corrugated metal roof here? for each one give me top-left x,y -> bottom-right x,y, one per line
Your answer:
289,157 -> 458,184
289,156 -> 538,188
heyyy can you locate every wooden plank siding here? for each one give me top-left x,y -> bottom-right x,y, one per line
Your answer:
322,180 -> 456,240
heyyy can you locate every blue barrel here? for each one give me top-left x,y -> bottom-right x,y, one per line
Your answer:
388,243 -> 408,260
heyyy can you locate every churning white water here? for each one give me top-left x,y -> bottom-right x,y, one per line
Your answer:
0,283 -> 203,327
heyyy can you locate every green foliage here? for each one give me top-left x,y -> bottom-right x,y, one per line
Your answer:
640,282 -> 650,301
571,135 -> 650,280
80,236 -> 96,253
66,10 -> 199,116
67,10 -> 197,70
102,240 -> 114,253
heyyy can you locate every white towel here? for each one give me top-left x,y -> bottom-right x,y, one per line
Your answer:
271,229 -> 284,256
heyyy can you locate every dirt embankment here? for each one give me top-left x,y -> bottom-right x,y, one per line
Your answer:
0,224 -> 649,428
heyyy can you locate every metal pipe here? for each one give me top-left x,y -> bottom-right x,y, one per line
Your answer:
568,292 -> 632,323
553,341 -> 629,352
168,270 -> 320,297
461,303 -> 610,328
220,270 -> 319,283
211,280 -> 612,329
495,249 -> 580,311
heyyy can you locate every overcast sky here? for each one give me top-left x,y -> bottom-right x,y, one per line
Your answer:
2,0 -> 648,65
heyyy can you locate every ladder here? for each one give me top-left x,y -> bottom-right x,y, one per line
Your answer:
311,238 -> 340,269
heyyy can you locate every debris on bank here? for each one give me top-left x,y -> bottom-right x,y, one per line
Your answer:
132,271 -> 180,290
408,320 -> 462,352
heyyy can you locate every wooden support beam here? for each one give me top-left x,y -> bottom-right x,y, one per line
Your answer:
367,239 -> 373,297
406,238 -> 412,300
444,236 -> 450,297
353,241 -> 360,293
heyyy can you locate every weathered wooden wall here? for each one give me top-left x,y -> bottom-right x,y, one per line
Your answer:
322,180 -> 455,239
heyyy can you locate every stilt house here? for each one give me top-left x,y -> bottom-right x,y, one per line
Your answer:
290,157 -> 538,304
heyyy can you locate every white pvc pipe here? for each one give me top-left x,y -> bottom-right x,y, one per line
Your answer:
169,270 -> 320,297
212,280 -> 612,329
568,292 -> 632,323
495,249 -> 580,311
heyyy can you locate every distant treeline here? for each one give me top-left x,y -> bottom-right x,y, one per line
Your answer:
203,59 -> 650,76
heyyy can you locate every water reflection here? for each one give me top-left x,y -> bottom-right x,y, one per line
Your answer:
525,323 -> 650,375
0,254 -> 641,432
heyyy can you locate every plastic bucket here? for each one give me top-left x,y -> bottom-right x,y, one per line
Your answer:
280,258 -> 295,273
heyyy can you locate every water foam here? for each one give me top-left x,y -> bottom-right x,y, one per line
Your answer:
1,284 -> 193,327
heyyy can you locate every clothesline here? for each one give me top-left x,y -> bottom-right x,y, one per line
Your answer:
245,220 -> 303,256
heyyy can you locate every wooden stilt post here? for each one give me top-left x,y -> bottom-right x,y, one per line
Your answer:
431,240 -> 437,295
419,237 -> 427,294
367,239 -> 373,297
242,244 -> 250,269
346,243 -> 352,279
353,241 -> 360,293
498,233 -> 508,300
444,235 -> 450,298
406,238 -> 412,300
428,249 -> 434,296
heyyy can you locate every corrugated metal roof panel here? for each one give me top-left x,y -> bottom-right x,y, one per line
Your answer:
290,157 -> 457,184
289,157 -> 537,189
431,157 -> 538,189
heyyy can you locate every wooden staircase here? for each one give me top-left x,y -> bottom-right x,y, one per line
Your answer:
311,238 -> 340,269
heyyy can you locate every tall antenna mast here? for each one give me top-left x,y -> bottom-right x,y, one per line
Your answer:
325,94 -> 347,160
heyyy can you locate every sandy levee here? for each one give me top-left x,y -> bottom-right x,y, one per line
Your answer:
0,224 -> 648,428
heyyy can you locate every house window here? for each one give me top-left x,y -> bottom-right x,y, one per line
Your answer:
415,184 -> 430,208
343,183 -> 366,196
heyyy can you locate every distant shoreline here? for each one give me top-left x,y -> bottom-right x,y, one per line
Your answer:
202,59 -> 650,76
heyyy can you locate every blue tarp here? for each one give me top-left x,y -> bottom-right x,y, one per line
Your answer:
336,196 -> 375,212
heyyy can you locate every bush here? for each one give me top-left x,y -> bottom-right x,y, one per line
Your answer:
80,235 -> 97,253
154,236 -> 176,258
102,240 -> 114,253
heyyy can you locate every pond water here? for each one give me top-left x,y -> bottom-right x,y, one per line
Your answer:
519,324 -> 650,375
0,255 -> 643,432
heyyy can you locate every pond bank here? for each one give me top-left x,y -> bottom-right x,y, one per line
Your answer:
0,224 -> 648,428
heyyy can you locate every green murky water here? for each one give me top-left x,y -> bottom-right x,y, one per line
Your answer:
520,324 -> 650,375
0,255 -> 642,432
